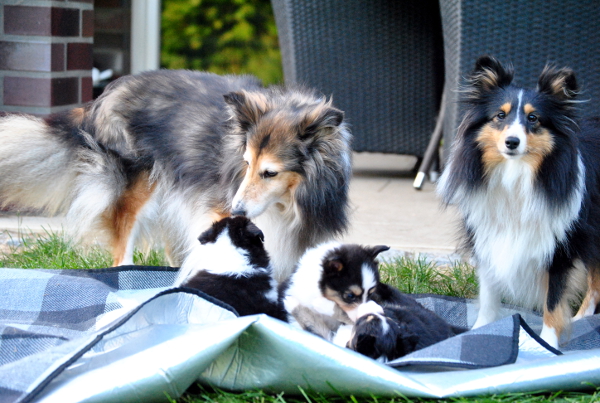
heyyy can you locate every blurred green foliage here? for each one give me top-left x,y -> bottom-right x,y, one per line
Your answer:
161,0 -> 283,85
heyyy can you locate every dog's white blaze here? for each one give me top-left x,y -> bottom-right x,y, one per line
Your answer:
345,266 -> 379,322
361,264 -> 377,303
467,154 -> 585,322
503,91 -> 527,157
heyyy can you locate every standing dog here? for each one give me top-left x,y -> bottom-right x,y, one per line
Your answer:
0,70 -> 352,281
438,55 -> 600,347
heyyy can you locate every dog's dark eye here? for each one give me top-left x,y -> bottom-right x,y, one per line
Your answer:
343,291 -> 357,302
527,114 -> 538,123
262,170 -> 278,179
496,111 -> 506,120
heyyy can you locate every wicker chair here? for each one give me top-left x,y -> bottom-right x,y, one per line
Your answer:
271,0 -> 444,159
439,0 -> 600,158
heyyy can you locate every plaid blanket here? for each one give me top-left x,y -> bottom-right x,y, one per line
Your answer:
1,266 -> 600,402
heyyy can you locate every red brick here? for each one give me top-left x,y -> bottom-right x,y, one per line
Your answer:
0,42 -> 49,72
4,6 -> 81,37
82,10 -> 94,37
4,77 -> 51,107
51,43 -> 66,71
4,6 -> 52,36
51,7 -> 80,37
4,76 -> 79,107
81,76 -> 93,103
52,77 -> 79,106
67,43 -> 93,70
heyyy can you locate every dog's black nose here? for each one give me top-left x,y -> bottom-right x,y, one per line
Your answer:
505,136 -> 520,150
232,209 -> 247,217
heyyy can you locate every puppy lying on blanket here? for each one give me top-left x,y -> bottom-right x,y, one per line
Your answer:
280,242 -> 463,360
347,294 -> 466,362
174,216 -> 287,321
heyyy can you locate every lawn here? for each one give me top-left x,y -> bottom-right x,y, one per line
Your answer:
1,230 -> 598,403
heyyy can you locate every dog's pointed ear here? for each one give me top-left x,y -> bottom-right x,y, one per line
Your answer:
467,55 -> 514,95
246,221 -> 265,243
198,225 -> 217,245
224,91 -> 268,132
298,101 -> 344,140
369,245 -> 390,258
323,257 -> 344,275
537,65 -> 579,101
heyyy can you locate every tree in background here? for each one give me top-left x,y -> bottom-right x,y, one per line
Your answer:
161,0 -> 283,85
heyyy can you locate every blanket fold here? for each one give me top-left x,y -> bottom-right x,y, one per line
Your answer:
0,267 -> 599,403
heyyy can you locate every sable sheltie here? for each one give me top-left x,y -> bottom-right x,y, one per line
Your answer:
438,55 -> 600,347
175,216 -> 287,321
0,70 -> 352,281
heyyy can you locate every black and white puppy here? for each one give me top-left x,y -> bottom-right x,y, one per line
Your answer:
279,242 -> 390,341
347,289 -> 466,362
174,216 -> 287,321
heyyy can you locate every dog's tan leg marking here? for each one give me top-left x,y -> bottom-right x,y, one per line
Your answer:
541,301 -> 568,348
575,267 -> 600,319
105,172 -> 155,266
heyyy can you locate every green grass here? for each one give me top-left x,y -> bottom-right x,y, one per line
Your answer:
0,228 -> 167,269
1,230 -> 598,403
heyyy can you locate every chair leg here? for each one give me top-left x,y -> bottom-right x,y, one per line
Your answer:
413,87 -> 447,190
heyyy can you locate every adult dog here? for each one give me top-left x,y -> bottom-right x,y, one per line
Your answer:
0,70 -> 352,281
438,55 -> 600,348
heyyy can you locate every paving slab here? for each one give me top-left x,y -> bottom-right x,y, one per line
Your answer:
0,153 -> 463,262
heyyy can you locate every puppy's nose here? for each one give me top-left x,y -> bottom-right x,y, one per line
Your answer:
232,209 -> 247,217
505,136 -> 520,150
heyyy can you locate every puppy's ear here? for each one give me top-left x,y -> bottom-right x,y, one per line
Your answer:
395,330 -> 419,357
224,91 -> 269,132
198,226 -> 217,245
369,245 -> 390,258
466,55 -> 514,96
246,221 -> 265,243
323,258 -> 344,275
298,101 -> 344,140
537,65 -> 579,101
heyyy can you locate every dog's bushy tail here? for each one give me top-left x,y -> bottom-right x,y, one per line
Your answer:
0,113 -> 79,215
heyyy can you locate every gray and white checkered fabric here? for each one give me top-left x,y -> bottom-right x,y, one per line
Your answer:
1,267 -> 600,402
0,266 -> 237,403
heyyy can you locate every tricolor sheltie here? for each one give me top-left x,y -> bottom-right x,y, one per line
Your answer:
438,55 -> 600,348
0,70 -> 352,281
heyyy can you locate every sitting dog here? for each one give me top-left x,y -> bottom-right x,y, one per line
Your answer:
438,55 -> 600,347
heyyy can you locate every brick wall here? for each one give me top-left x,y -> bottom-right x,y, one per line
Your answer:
0,1 -> 94,115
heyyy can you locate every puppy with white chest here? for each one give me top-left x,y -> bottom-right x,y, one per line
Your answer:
279,242 -> 390,341
175,216 -> 287,321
